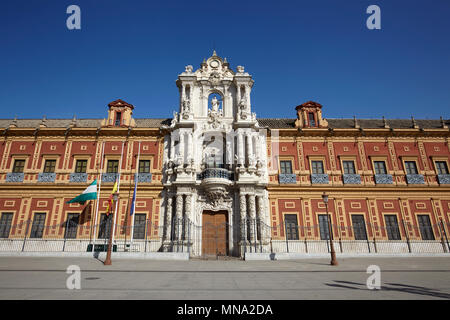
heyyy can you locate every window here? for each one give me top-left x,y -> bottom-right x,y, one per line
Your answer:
0,213 -> 13,238
98,214 -> 112,239
374,161 -> 387,174
43,160 -> 56,173
139,160 -> 150,174
311,160 -> 324,174
384,215 -> 401,240
436,161 -> 449,175
404,161 -> 418,174
417,215 -> 435,240
115,112 -> 122,126
343,160 -> 356,174
64,213 -> 79,239
30,213 -> 46,238
351,215 -> 368,240
75,160 -> 87,173
308,113 -> 316,127
284,214 -> 299,240
12,160 -> 25,173
280,160 -> 293,174
107,160 -> 119,173
318,214 -> 331,240
133,214 -> 147,239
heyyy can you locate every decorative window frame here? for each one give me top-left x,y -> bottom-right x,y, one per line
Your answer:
72,156 -> 91,173
9,156 -> 29,173
381,212 -> 403,240
40,156 -> 60,173
307,156 -> 328,174
432,157 -> 449,175
400,157 -> 421,175
369,156 -> 392,175
338,156 -> 360,175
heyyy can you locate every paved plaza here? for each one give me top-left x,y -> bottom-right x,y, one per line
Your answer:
0,256 -> 449,300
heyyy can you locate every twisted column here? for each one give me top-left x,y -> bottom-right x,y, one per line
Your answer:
175,194 -> 184,241
248,195 -> 256,242
165,195 -> 173,241
184,194 -> 191,241
239,194 -> 247,243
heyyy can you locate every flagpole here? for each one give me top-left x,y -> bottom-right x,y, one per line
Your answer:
112,141 -> 125,243
92,141 -> 105,250
130,141 -> 141,244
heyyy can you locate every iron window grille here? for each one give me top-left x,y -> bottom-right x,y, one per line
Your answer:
30,213 -> 46,238
284,214 -> 299,240
0,213 -> 13,238
98,214 -> 112,239
64,213 -> 79,239
384,215 -> 401,240
351,215 -> 368,240
417,215 -> 435,240
133,214 -> 147,239
318,214 -> 331,240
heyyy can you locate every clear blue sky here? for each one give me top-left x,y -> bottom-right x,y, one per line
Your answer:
1,0 -> 449,120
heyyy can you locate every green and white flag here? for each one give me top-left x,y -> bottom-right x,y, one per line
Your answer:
66,179 -> 97,204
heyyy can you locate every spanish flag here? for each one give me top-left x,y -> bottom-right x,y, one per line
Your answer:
106,180 -> 118,215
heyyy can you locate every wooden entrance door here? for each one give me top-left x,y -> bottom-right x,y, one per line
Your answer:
202,211 -> 228,257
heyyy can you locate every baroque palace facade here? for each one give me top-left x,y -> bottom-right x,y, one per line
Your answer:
1,52 -> 450,257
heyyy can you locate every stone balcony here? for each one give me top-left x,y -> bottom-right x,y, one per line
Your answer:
278,173 -> 297,184
406,174 -> 425,184
37,173 -> 56,182
343,174 -> 361,184
135,173 -> 152,183
69,173 -> 88,183
198,168 -> 233,181
311,174 -> 329,184
437,174 -> 450,185
102,173 -> 120,183
5,173 -> 24,183
374,174 -> 393,184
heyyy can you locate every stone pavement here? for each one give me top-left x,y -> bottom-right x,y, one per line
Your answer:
0,256 -> 449,299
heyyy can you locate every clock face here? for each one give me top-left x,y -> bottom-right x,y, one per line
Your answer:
210,60 -> 219,68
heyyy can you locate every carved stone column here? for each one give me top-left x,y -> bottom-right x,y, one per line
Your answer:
170,134 -> 175,161
247,133 -> 253,165
248,195 -> 256,242
257,195 -> 265,242
174,194 -> 184,241
187,132 -> 193,163
165,195 -> 173,241
179,132 -> 185,165
184,194 -> 191,241
239,194 -> 247,243
238,133 -> 244,166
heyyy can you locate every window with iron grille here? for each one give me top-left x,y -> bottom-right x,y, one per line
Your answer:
133,214 -> 147,239
43,160 -> 56,173
280,160 -> 293,174
384,215 -> 401,240
404,161 -> 418,174
0,213 -> 13,238
115,112 -> 122,126
30,213 -> 46,238
351,215 -> 368,240
311,160 -> 324,174
343,160 -> 356,174
374,161 -> 387,174
107,160 -> 119,173
98,214 -> 112,239
139,160 -> 150,174
284,214 -> 299,240
64,213 -> 79,239
417,215 -> 435,240
318,214 -> 331,240
75,160 -> 87,173
435,161 -> 449,175
12,160 -> 25,173
308,113 -> 316,127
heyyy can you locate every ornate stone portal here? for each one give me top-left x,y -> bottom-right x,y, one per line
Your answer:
161,51 -> 270,257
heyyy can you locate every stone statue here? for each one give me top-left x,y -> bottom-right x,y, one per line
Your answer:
211,96 -> 220,112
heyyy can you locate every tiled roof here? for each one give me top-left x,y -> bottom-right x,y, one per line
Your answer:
0,118 -> 448,129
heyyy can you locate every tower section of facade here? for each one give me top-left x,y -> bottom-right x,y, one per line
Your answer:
161,52 -> 270,257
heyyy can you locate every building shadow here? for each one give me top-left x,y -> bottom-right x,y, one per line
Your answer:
325,280 -> 450,299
